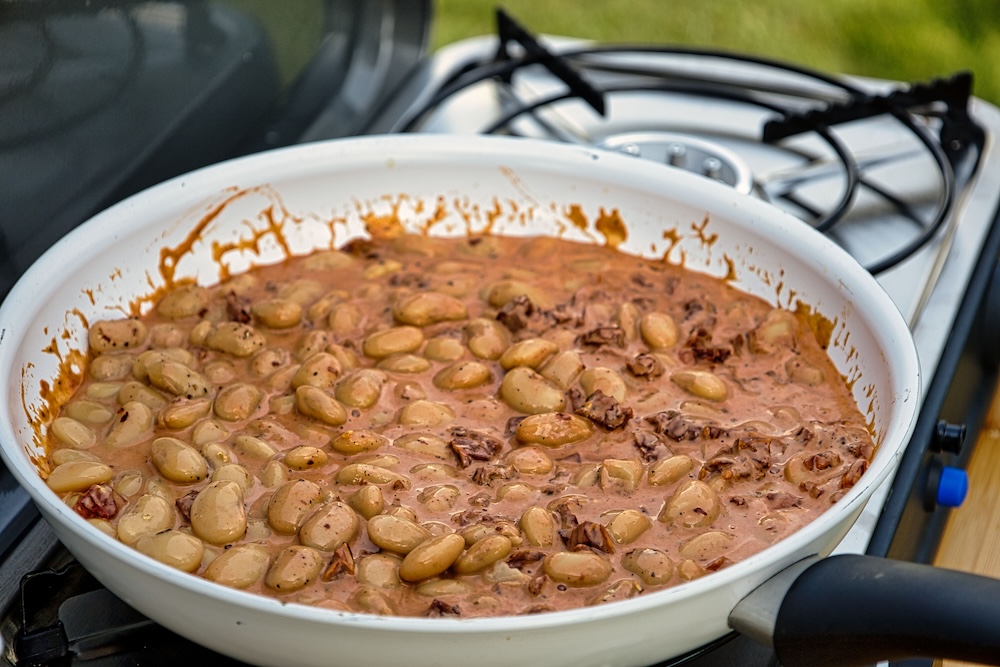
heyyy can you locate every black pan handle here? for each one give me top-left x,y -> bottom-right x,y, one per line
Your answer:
729,553 -> 1000,667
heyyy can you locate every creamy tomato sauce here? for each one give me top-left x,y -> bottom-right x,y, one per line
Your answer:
45,233 -> 873,618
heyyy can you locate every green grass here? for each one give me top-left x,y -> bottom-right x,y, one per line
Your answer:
433,1 -> 1000,104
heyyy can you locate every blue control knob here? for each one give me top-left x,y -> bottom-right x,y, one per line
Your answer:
936,466 -> 969,508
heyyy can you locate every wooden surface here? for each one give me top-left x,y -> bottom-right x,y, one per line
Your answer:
933,382 -> 1000,667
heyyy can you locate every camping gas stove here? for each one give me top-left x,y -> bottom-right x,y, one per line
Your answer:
2,6 -> 1000,667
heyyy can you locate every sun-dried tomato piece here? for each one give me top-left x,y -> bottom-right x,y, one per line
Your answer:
175,490 -> 199,522
73,484 -> 123,520
632,430 -> 664,463
526,575 -> 547,596
225,290 -> 252,323
322,543 -> 355,581
424,599 -> 462,617
804,451 -> 843,471
765,491 -> 802,509
449,428 -> 503,468
565,521 -> 615,554
576,326 -> 625,348
471,464 -> 515,486
508,549 -> 546,570
575,389 -> 633,430
839,459 -> 869,489
496,295 -> 538,333
626,353 -> 665,379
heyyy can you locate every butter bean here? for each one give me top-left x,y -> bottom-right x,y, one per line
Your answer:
327,302 -> 364,335
291,353 -> 343,391
659,480 -> 722,528
191,480 -> 247,545
117,494 -> 176,546
158,397 -> 212,430
336,464 -> 411,489
213,383 -> 262,421
423,336 -> 465,362
46,460 -> 113,493
330,430 -> 388,456
88,319 -> 147,354
191,419 -> 229,447
252,298 -> 302,329
539,350 -> 585,390
135,530 -> 204,573
49,449 -> 97,466
88,518 -> 116,539
410,462 -> 459,481
157,285 -> 210,319
416,484 -> 460,512
261,460 -> 289,488
678,531 -> 734,561
233,434 -> 277,460
51,417 -> 96,449
393,291 -> 468,327
295,385 -> 348,426
465,318 -> 509,360
117,381 -> 168,411
335,369 -> 384,408
579,367 -> 627,403
149,324 -> 186,349
250,348 -> 292,377
264,545 -> 324,593
783,455 -> 810,485
349,586 -> 395,615
499,338 -> 559,370
500,367 -> 566,414
147,361 -> 211,399
515,412 -> 593,447
363,258 -> 402,279
366,514 -> 431,554
648,455 -> 694,486
786,358 -> 824,386
416,579 -> 472,597
104,402 -> 154,448
453,534 -> 512,576
615,302 -> 641,342
622,548 -> 675,585
113,470 -> 143,497
150,437 -> 208,484
486,279 -> 548,308
356,553 -> 402,589
363,326 -> 424,359
204,543 -> 270,589
347,485 -> 384,519
433,360 -> 492,390
398,400 -> 455,427
519,507 -> 556,547
399,533 -> 465,582
204,322 -> 267,358
600,458 -> 644,492
86,382 -> 122,400
212,463 -> 253,493
670,369 -> 728,402
506,446 -> 554,475
394,433 -> 453,461
300,501 -> 360,551
267,479 -> 322,535
543,551 -> 613,587
89,354 -> 134,381
284,445 -> 328,471
64,400 -> 113,425
606,509 -> 651,544
377,354 -> 431,374
640,312 -> 678,349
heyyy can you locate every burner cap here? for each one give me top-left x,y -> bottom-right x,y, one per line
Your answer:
598,132 -> 754,195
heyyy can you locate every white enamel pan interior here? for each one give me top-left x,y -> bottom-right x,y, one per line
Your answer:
0,135 -> 919,667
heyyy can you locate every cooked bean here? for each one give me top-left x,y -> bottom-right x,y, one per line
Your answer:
149,324 -> 186,349
49,449 -> 98,467
64,400 -> 113,425
295,385 -> 348,426
117,381 -> 168,411
519,507 -> 556,547
606,509 -> 651,544
135,530 -> 204,573
264,545 -> 324,593
506,447 -> 554,475
571,463 -> 601,487
670,369 -> 728,402
423,336 -> 465,362
393,291 -> 468,327
786,357 -> 824,386
252,298 -> 302,329
398,533 -> 465,582
433,360 -> 492,390
409,463 -> 458,482
330,430 -> 388,455
191,480 -> 247,545
579,367 -> 627,403
600,458 -> 644,492
363,326 -> 424,359
451,534 -> 511,576
347,485 -> 385,519
146,361 -> 211,400
677,559 -> 705,581
299,501 -> 359,551
515,412 -> 593,447
104,402 -> 154,448
188,320 -> 212,347
158,397 -> 212,430
51,417 -> 96,450
284,445 -> 328,471
204,322 -> 267,358
191,419 -> 229,447
336,464 -> 411,489
113,470 -> 144,497
486,279 -> 548,308
378,354 -> 432,374
250,347 -> 292,377
89,319 -> 147,354
327,302 -> 364,335
621,548 -> 674,586
678,531 -> 734,561
143,477 -> 176,502
366,514 -> 431,554
157,285 -> 210,319
233,434 -> 277,460
213,383 -> 262,421
648,455 -> 694,486
117,494 -> 176,546
356,554 -> 402,591
204,543 -> 270,589
89,354 -> 134,381
543,551 -> 613,587
496,482 -> 536,502
500,367 -> 566,414
46,460 -> 113,493
85,382 -> 122,400
397,400 -> 455,427
212,463 -> 253,493
465,318 -> 509,360
615,302 -> 641,342
267,479 -> 322,535
640,312 -> 678,349
416,484 -> 460,512
783,455 -> 810,485
349,586 -> 395,615
394,433 -> 453,461
659,480 -> 722,528
334,369 -> 384,408
499,338 -> 558,370
150,437 -> 208,484
261,460 -> 289,488
416,579 -> 473,597
539,350 -> 585,390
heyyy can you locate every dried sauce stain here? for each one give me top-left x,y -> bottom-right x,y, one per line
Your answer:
794,302 -> 835,350
594,208 -> 627,249
565,204 -> 589,232
691,215 -> 718,247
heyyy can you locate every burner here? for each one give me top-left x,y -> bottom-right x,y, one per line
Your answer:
598,131 -> 755,194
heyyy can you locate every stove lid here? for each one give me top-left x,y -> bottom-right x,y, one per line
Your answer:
0,0 -> 431,301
